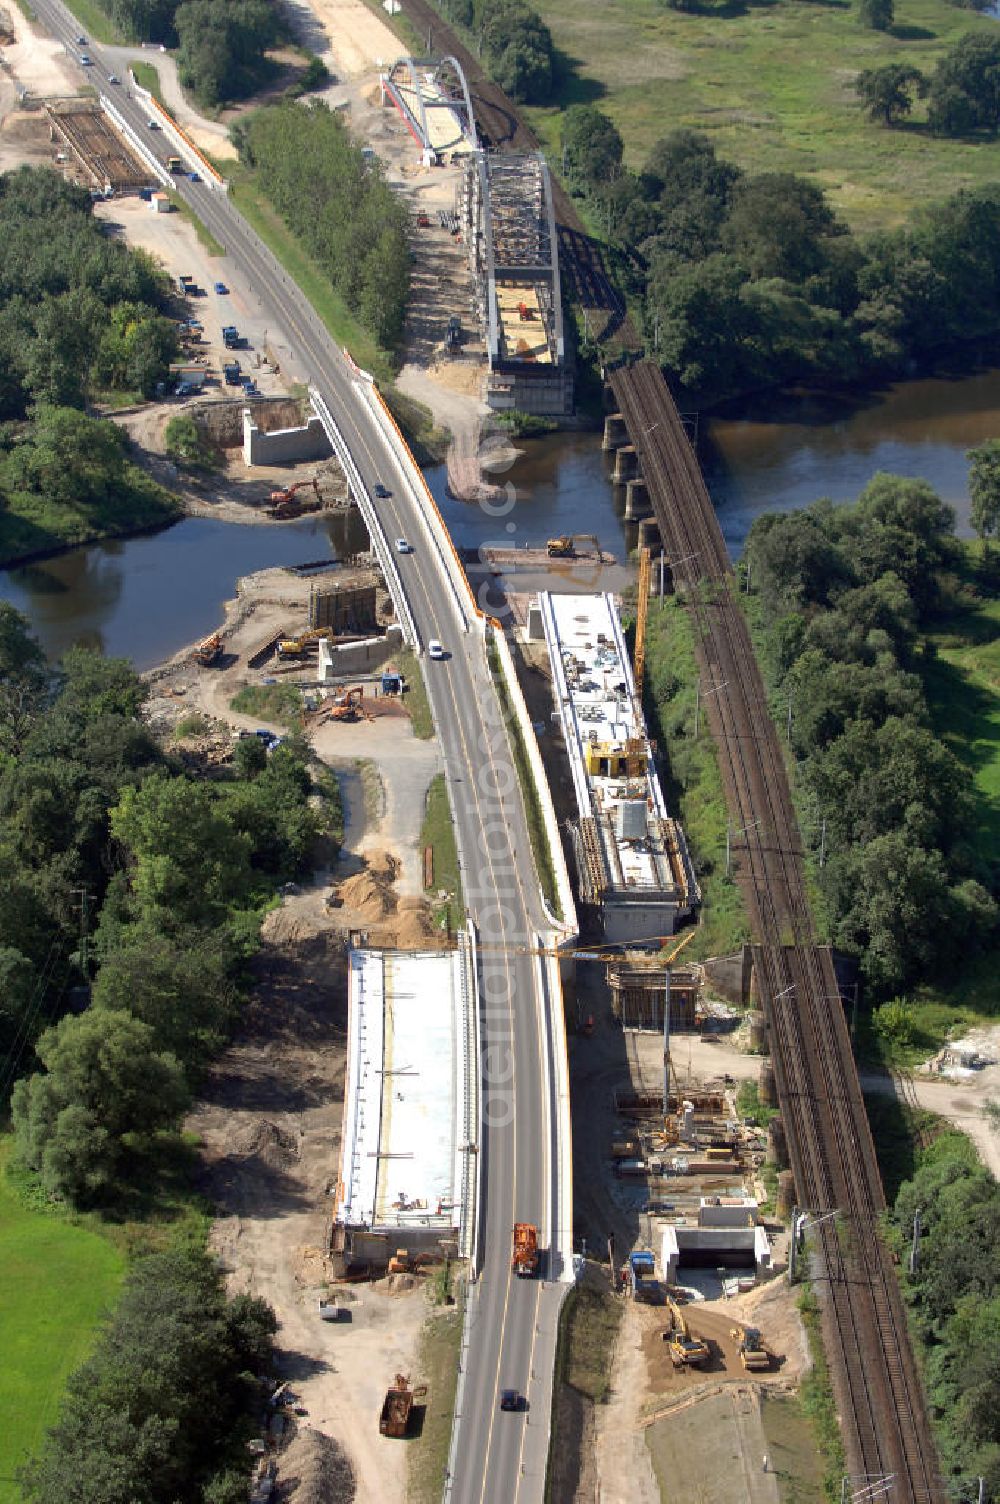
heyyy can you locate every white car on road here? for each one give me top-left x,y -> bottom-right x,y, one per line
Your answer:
427,639 -> 445,660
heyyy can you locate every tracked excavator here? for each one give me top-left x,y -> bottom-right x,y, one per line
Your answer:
546,532 -> 601,559
269,477 -> 320,519
276,628 -> 333,660
665,1297 -> 709,1369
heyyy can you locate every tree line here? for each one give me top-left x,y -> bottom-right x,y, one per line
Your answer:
742,477 -> 997,997
892,1132 -> 1000,1495
429,0 -> 555,104
233,101 -> 410,349
21,1245 -> 278,1504
0,606 -> 340,1211
561,105 -> 1000,406
0,169 -> 181,564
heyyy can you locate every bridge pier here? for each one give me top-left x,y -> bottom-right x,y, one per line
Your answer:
637,517 -> 661,552
624,477 -> 650,522
602,412 -> 627,451
612,443 -> 637,484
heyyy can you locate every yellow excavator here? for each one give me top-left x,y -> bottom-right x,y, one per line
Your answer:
546,532 -> 601,559
665,1297 -> 709,1370
277,628 -> 333,660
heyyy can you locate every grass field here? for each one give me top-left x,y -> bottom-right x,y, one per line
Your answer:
0,1146 -> 125,1500
407,1297 -> 464,1504
398,649 -> 434,739
527,0 -> 1000,232
642,593 -> 752,961
230,682 -> 305,727
420,773 -> 464,930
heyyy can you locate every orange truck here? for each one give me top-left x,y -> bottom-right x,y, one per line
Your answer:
511,1223 -> 539,1278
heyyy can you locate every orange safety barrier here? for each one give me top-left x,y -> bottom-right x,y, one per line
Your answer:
137,84 -> 225,186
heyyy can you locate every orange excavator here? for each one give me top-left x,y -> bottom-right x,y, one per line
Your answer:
328,685 -> 372,723
269,477 -> 320,519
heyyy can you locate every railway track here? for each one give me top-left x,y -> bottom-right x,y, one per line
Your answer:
610,359 -> 944,1504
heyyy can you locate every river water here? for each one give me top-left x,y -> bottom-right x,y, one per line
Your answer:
4,368 -> 1000,667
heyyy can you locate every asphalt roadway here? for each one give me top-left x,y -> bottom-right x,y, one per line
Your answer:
24,9 -> 571,1497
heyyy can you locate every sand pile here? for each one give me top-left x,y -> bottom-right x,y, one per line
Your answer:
277,1427 -> 355,1503
230,1119 -> 300,1169
391,897 -> 436,948
335,850 -> 401,921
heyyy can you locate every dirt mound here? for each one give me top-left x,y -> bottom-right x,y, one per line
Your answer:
390,902 -> 438,949
364,848 -> 399,882
277,1426 -> 355,1503
230,1119 -> 300,1169
335,850 -> 403,921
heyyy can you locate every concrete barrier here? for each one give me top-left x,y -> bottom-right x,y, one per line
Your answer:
100,95 -> 170,187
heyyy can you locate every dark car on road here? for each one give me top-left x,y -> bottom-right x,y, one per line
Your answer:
373,483 -> 391,499
500,1389 -> 524,1412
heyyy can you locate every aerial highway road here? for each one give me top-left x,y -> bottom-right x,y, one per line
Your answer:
24,6 -> 573,1496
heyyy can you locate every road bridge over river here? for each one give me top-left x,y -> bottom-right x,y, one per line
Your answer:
610,359 -> 945,1504
26,3 -> 575,1497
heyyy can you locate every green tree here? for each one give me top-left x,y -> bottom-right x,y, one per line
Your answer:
722,172 -> 845,282
648,251 -> 764,402
928,33 -> 1000,134
92,927 -> 238,1069
164,413 -> 216,469
968,438 -> 1000,539
0,603 -> 49,756
858,0 -> 894,31
855,63 -> 928,125
561,106 -> 624,193
22,1248 -> 276,1503
11,1009 -> 188,1205
110,773 -> 252,928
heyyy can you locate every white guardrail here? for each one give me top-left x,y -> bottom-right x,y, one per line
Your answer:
354,371 -> 474,633
309,387 -> 419,649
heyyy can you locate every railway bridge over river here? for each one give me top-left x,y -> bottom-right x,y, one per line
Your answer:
609,358 -> 944,1504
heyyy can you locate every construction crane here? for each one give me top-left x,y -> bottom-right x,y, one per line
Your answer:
477,929 -> 697,966
633,545 -> 652,687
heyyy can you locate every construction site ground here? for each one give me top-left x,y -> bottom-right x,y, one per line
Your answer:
95,194 -> 307,393
143,571 -> 453,1501
563,977 -> 819,1504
